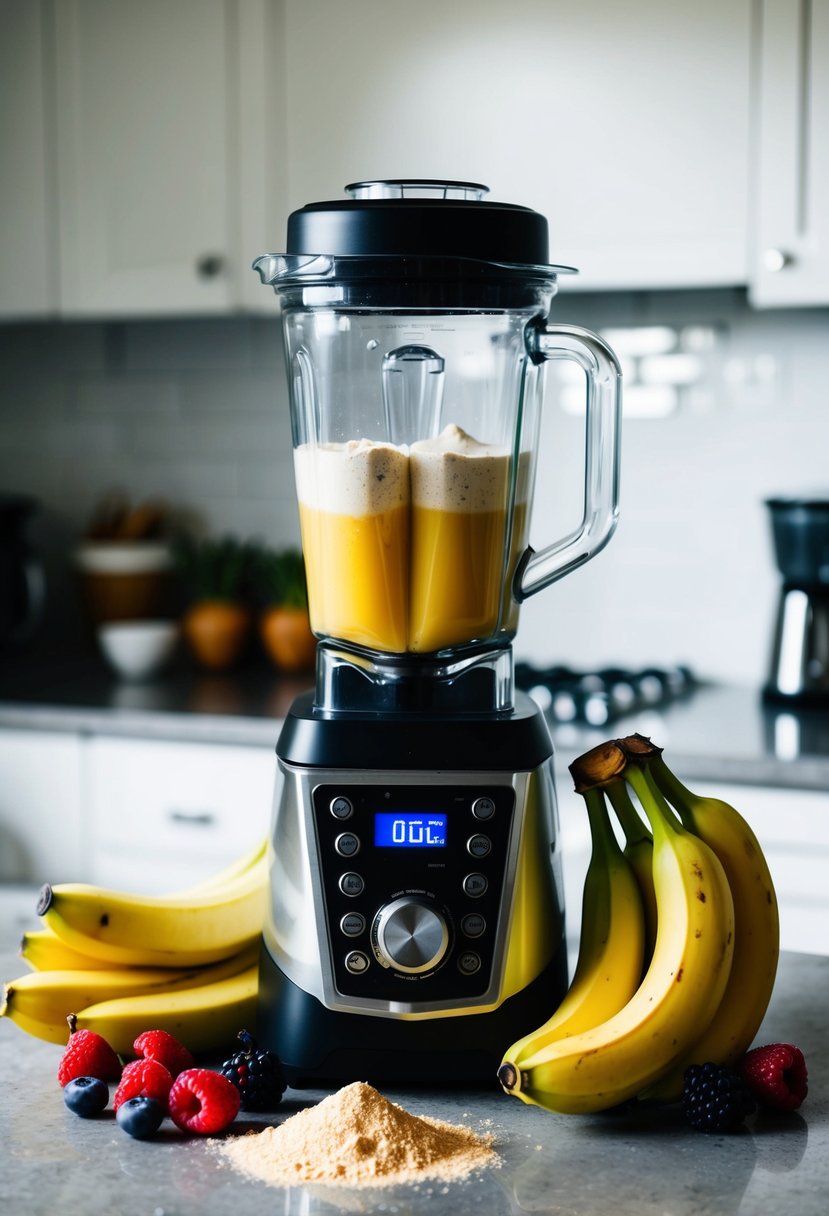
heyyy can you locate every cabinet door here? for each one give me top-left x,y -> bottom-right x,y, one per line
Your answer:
54,0 -> 241,316
85,736 -> 278,893
282,0 -> 752,291
751,0 -> 829,305
0,0 -> 55,319
0,730 -> 83,884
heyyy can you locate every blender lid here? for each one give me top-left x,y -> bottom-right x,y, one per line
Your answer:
282,179 -> 576,271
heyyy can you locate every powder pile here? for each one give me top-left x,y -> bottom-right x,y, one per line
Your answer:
216,1081 -> 498,1189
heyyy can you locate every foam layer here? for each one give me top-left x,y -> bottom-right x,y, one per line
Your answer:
410,424 -> 510,513
294,439 -> 409,516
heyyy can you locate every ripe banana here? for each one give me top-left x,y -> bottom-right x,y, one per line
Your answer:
19,928 -> 114,972
1,945 -> 258,1046
503,786 -> 645,1067
498,756 -> 735,1114
604,779 -> 657,968
75,964 -> 259,1056
37,850 -> 268,968
639,753 -> 779,1101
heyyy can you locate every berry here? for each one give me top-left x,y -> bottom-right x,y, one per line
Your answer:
739,1043 -> 808,1111
168,1068 -> 240,1134
133,1029 -> 195,1078
113,1057 -> 174,1114
63,1075 -> 109,1117
682,1062 -> 756,1133
219,1029 -> 287,1112
116,1096 -> 165,1140
57,1015 -> 122,1087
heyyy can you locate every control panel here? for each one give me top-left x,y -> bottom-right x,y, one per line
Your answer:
311,783 -> 516,1001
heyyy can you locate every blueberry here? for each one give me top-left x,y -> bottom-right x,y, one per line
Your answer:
63,1075 -> 109,1117
116,1095 -> 164,1139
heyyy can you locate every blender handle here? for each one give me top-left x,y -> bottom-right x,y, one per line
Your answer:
515,322 -> 622,601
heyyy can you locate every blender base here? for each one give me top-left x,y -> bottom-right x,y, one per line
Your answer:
257,940 -> 569,1087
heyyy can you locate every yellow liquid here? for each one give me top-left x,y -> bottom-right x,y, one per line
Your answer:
298,501 -> 409,654
408,506 -> 509,653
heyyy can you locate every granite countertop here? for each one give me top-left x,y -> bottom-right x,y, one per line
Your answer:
1,945 -> 827,1216
2,645 -> 829,789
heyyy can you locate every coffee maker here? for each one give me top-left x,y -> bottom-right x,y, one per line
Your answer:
764,496 -> 829,705
252,181 -> 622,1084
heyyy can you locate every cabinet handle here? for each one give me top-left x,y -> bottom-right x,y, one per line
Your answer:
763,248 -> 795,273
167,809 -> 217,827
196,254 -> 225,279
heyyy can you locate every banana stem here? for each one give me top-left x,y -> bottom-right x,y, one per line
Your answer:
582,787 -> 620,862
648,754 -> 698,826
605,780 -> 652,848
624,764 -> 680,845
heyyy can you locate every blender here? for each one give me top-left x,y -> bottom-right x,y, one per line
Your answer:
253,180 -> 622,1084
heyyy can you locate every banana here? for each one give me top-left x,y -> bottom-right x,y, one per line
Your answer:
498,755 -> 735,1114
503,786 -> 645,1066
1,945 -> 258,1046
604,779 -> 657,968
37,850 -> 268,968
639,753 -> 779,1101
19,928 -> 115,972
75,964 -> 259,1056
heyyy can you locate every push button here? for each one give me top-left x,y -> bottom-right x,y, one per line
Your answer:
471,796 -> 496,820
461,912 -> 486,938
339,872 -> 364,897
345,950 -> 370,974
335,832 -> 360,858
458,951 -> 481,975
330,796 -> 354,820
340,912 -> 366,937
463,872 -> 488,898
467,834 -> 492,859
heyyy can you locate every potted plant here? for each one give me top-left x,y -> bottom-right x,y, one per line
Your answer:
172,534 -> 254,671
252,546 -> 316,673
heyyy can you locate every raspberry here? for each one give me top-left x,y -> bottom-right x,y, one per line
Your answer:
219,1029 -> 287,1112
682,1062 -> 756,1133
168,1068 -> 240,1134
57,1015 -> 122,1087
739,1043 -> 808,1111
113,1057 -> 174,1114
133,1029 -> 195,1078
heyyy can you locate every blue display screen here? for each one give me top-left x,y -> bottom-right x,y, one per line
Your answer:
374,811 -> 447,848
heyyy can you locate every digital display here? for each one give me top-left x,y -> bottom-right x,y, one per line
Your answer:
374,811 -> 447,848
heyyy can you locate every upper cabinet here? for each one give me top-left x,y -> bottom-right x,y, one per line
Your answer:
750,0 -> 829,307
281,0 -> 754,294
0,0 -> 826,317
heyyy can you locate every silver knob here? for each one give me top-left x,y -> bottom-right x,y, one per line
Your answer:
763,248 -> 795,273
373,897 -> 448,974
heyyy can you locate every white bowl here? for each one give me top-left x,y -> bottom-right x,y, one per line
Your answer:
97,620 -> 179,681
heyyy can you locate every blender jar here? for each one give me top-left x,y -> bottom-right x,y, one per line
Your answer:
254,180 -> 622,660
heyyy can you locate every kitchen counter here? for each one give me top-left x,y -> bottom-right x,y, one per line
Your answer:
1,944 -> 827,1216
2,645 -> 829,788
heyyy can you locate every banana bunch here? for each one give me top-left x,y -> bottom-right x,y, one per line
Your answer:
499,735 -> 779,1114
2,838 -> 268,1056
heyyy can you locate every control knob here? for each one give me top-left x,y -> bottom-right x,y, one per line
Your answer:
372,897 -> 449,974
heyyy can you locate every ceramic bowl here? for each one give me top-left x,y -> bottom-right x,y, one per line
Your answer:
97,619 -> 179,681
75,541 -> 174,624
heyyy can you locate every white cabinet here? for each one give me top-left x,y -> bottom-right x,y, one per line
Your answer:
750,0 -> 829,306
53,0 -> 286,317
0,731 -> 84,884
0,0 -> 286,320
0,1 -> 56,319
84,736 -> 278,893
282,0 -> 754,292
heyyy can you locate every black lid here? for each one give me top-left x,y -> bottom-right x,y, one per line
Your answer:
285,180 -> 555,268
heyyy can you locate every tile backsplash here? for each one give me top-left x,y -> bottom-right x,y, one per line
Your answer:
1,289 -> 827,685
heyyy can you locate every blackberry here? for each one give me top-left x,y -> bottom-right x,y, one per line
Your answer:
220,1029 -> 287,1112
682,1062 -> 756,1133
